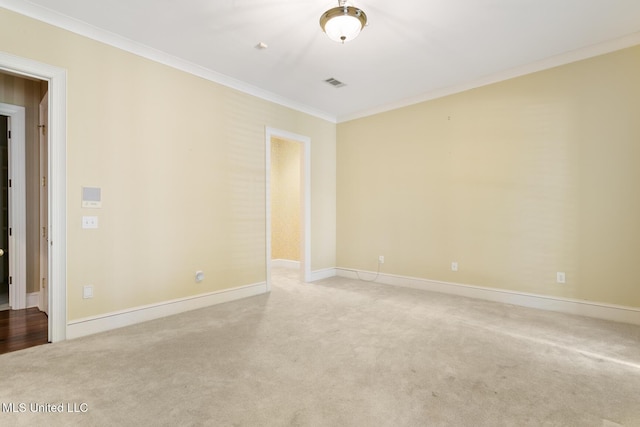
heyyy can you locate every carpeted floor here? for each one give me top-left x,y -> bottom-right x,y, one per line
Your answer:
0,267 -> 639,426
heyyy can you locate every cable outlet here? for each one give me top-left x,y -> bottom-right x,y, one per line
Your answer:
451,261 -> 458,272
378,255 -> 385,264
195,271 -> 205,282
556,272 -> 566,284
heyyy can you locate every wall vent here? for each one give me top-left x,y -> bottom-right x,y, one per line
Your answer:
324,77 -> 346,88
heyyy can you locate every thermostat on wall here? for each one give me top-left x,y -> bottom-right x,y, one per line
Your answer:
82,187 -> 102,208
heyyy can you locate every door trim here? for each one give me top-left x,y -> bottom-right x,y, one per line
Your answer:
265,127 -> 311,290
0,102 -> 26,310
0,51 -> 67,342
39,91 -> 48,315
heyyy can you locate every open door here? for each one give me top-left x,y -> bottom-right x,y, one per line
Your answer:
39,92 -> 48,315
0,115 -> 8,311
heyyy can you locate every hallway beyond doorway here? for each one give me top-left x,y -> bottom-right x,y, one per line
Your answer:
0,307 -> 48,354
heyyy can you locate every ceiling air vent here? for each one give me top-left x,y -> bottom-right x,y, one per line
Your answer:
324,77 -> 346,88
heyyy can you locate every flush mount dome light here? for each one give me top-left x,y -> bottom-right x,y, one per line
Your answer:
320,1 -> 367,43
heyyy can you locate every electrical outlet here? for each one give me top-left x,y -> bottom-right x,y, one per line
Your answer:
378,255 -> 385,264
451,262 -> 458,272
83,285 -> 93,299
556,272 -> 566,284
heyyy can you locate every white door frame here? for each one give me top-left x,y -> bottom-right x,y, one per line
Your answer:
0,51 -> 67,342
0,102 -> 26,310
39,91 -> 49,315
265,127 -> 311,290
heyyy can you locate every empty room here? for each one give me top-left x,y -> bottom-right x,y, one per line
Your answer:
1,1 -> 639,426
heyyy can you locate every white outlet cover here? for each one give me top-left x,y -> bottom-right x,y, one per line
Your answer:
451,262 -> 459,272
83,285 -> 93,299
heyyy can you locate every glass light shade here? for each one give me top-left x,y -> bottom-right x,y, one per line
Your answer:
320,6 -> 367,43
324,15 -> 362,42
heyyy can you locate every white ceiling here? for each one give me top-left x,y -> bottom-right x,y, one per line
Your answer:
4,0 -> 640,122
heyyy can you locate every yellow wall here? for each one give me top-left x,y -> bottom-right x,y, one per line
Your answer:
271,137 -> 301,261
338,45 -> 640,308
0,8 -> 336,320
3,6 -> 638,319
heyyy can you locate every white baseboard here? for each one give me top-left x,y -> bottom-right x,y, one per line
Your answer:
311,267 -> 337,281
271,259 -> 300,269
66,282 -> 267,340
26,292 -> 40,308
336,268 -> 640,326
268,260 -> 335,283
270,261 -> 336,282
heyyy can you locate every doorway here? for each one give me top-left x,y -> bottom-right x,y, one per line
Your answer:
270,137 -> 302,268
265,127 -> 311,291
0,75 -> 49,353
0,52 -> 67,343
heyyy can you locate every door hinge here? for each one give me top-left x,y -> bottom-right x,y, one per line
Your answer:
7,130 -> 10,139
42,277 -> 46,288
42,176 -> 46,187
9,276 -> 12,285
9,227 -> 11,236
8,179 -> 11,188
42,226 -> 46,238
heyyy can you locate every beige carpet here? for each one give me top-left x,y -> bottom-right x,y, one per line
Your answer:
1,267 -> 639,426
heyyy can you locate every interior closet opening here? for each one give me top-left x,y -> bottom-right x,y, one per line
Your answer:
270,137 -> 303,271
265,127 -> 311,291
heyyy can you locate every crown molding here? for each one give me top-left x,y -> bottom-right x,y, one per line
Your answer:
338,31 -> 640,123
0,0 -> 338,123
3,1 -> 638,125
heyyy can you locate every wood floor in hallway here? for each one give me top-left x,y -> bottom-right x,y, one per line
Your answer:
0,307 -> 48,354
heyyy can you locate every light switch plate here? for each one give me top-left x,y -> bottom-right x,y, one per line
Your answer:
82,216 -> 98,229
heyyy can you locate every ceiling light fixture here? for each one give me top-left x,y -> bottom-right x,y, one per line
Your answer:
319,1 -> 368,44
